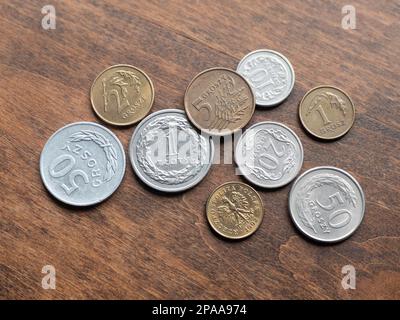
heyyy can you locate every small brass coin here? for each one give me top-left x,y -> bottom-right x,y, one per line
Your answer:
90,64 -> 154,126
299,86 -> 355,140
206,182 -> 264,239
184,68 -> 255,136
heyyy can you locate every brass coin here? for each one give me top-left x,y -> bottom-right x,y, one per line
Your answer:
184,68 -> 255,136
90,64 -> 154,126
206,182 -> 264,239
299,85 -> 355,140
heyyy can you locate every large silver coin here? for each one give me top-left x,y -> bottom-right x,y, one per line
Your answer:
40,122 -> 126,206
129,109 -> 214,192
289,167 -> 365,243
237,49 -> 295,107
235,121 -> 303,188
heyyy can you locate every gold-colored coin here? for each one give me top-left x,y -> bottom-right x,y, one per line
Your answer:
206,182 -> 264,239
299,85 -> 355,140
184,68 -> 255,136
90,64 -> 154,126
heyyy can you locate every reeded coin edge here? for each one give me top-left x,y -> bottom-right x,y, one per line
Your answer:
298,85 -> 355,140
90,64 -> 155,126
236,49 -> 296,107
40,121 -> 126,206
206,181 -> 264,240
288,166 -> 365,243
184,67 -> 256,136
129,109 -> 214,193
234,121 -> 304,189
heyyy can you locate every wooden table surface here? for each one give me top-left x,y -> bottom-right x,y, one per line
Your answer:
1,0 -> 399,300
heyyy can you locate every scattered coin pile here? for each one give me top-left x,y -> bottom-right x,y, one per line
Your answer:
40,49 -> 365,243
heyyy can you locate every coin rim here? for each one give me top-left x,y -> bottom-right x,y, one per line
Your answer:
298,85 -> 355,140
236,49 -> 296,107
129,108 -> 214,192
206,181 -> 264,240
90,64 -> 155,126
40,121 -> 126,206
184,67 -> 256,136
234,121 -> 304,188
288,166 -> 365,243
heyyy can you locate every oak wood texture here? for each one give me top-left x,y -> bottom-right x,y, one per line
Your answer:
0,0 -> 399,300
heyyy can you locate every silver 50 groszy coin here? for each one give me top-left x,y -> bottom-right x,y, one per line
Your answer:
289,167 -> 365,243
40,122 -> 126,206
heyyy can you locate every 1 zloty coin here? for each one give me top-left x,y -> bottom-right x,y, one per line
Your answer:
40,122 -> 126,206
129,109 -> 214,192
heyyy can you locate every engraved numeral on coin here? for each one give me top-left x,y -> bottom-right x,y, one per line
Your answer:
49,154 -> 89,195
316,192 -> 352,228
248,69 -> 273,89
258,138 -> 285,170
192,100 -> 212,128
315,104 -> 332,125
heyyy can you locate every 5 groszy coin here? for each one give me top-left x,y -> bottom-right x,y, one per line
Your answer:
289,167 -> 365,243
40,122 -> 126,206
184,68 -> 255,136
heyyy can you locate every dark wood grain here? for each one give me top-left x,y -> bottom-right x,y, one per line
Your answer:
0,0 -> 399,299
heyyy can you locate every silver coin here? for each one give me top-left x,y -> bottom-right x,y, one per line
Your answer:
237,49 -> 295,107
289,167 -> 365,243
40,122 -> 126,206
129,109 -> 214,192
235,121 -> 303,188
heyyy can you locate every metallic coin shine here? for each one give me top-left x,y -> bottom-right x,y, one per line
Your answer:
184,67 -> 255,136
40,122 -> 126,206
206,182 -> 264,239
129,109 -> 214,192
237,49 -> 295,107
289,167 -> 365,243
90,64 -> 154,126
299,85 -> 355,140
235,121 -> 303,188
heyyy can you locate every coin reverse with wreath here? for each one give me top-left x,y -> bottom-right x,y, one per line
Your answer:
129,109 -> 214,192
40,122 -> 126,206
289,167 -> 365,243
235,121 -> 303,188
237,49 -> 295,107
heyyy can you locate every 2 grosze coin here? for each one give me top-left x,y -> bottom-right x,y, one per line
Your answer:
129,109 -> 214,192
289,167 -> 365,243
237,49 -> 295,107
90,64 -> 155,126
235,121 -> 303,188
40,122 -> 126,206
